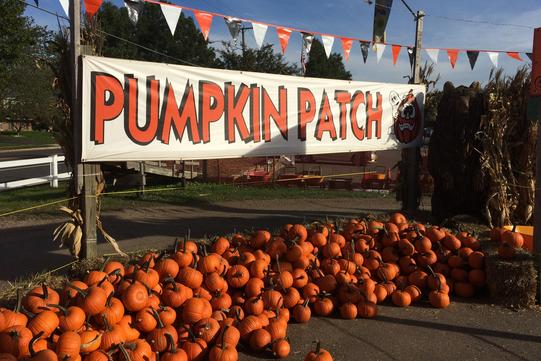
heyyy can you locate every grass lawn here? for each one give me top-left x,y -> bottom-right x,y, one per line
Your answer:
0,182 -> 385,219
0,131 -> 57,150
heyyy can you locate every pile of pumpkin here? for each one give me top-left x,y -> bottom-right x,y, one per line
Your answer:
491,227 -> 527,259
0,212 -> 487,361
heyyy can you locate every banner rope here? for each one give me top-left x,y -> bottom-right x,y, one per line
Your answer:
0,170 -> 385,218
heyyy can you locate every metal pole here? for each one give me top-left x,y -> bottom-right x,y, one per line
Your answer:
403,10 -> 423,213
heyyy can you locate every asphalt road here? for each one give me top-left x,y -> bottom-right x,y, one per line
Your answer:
0,147 -> 69,183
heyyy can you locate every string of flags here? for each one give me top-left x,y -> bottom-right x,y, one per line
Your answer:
54,0 -> 532,71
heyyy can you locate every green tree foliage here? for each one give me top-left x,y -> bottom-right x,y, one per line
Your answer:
304,39 -> 352,80
0,0 -> 57,133
97,2 -> 216,67
217,43 -> 299,75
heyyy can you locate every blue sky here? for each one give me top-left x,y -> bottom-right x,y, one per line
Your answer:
26,0 -> 540,87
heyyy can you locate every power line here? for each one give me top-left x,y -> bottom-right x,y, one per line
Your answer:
17,0 -> 203,67
366,1 -> 534,29
424,13 -> 534,30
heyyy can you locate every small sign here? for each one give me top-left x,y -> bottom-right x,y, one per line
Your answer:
531,28 -> 541,96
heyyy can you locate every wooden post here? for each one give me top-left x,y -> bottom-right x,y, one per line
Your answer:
70,0 -> 97,258
531,27 -> 541,301
403,10 -> 423,213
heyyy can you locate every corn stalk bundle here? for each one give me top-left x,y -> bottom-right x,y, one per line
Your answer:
479,67 -> 535,227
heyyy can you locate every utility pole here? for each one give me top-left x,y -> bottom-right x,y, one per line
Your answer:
397,1 -> 423,213
70,0 -> 97,258
404,10 -> 424,213
240,26 -> 253,57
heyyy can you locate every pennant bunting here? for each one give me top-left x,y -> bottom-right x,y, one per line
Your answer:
373,0 -> 393,43
487,52 -> 499,68
341,38 -> 353,62
276,27 -> 292,54
225,17 -> 242,45
321,35 -> 335,58
466,51 -> 479,70
391,45 -> 401,65
124,0 -> 144,25
526,52 -> 533,61
252,22 -> 268,49
33,0 -> 38,6
375,43 -> 386,63
447,49 -> 459,68
407,47 -> 414,70
160,4 -> 182,36
194,11 -> 213,40
84,0 -> 103,19
425,48 -> 439,64
301,33 -> 315,75
360,41 -> 370,63
58,0 -> 69,17
506,52 -> 523,61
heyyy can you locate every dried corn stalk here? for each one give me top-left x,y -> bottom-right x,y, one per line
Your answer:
478,67 -> 534,227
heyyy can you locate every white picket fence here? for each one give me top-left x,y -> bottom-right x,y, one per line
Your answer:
0,155 -> 71,190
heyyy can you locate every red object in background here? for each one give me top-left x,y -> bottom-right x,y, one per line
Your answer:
84,0 -> 103,19
530,28 -> 541,96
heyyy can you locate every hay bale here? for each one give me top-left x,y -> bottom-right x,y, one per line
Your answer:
485,242 -> 537,308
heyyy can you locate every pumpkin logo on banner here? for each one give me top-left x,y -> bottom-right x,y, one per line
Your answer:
391,90 -> 421,144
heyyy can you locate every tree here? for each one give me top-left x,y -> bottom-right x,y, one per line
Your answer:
0,0 -> 57,134
217,43 -> 299,75
96,2 -> 217,67
304,39 -> 352,80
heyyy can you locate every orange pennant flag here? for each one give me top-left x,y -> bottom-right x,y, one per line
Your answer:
84,0 -> 103,19
194,11 -> 213,40
276,27 -> 292,54
506,52 -> 523,61
447,49 -> 459,68
341,38 -> 353,62
391,45 -> 401,65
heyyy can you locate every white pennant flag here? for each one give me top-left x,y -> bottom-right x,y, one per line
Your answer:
160,3 -> 182,36
321,35 -> 334,58
375,43 -> 386,63
425,48 -> 439,64
124,0 -> 144,25
58,0 -> 69,17
252,22 -> 268,49
487,52 -> 499,68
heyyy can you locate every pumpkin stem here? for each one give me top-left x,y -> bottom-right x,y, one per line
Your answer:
67,284 -> 88,297
118,344 -> 132,361
173,238 -> 179,253
220,325 -> 229,349
105,292 -> 114,308
41,283 -> 49,300
101,314 -> 112,332
303,298 -> 310,308
164,333 -> 177,353
46,303 -> 68,316
187,327 -> 197,343
98,275 -> 109,287
192,252 -> 198,268
100,256 -> 110,272
15,288 -> 23,312
314,340 -> 321,354
150,308 -> 164,329
29,331 -> 45,357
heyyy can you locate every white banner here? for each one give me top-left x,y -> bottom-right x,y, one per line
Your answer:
81,56 -> 425,161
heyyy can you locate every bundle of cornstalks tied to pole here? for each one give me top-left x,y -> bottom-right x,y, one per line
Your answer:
478,67 -> 535,228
